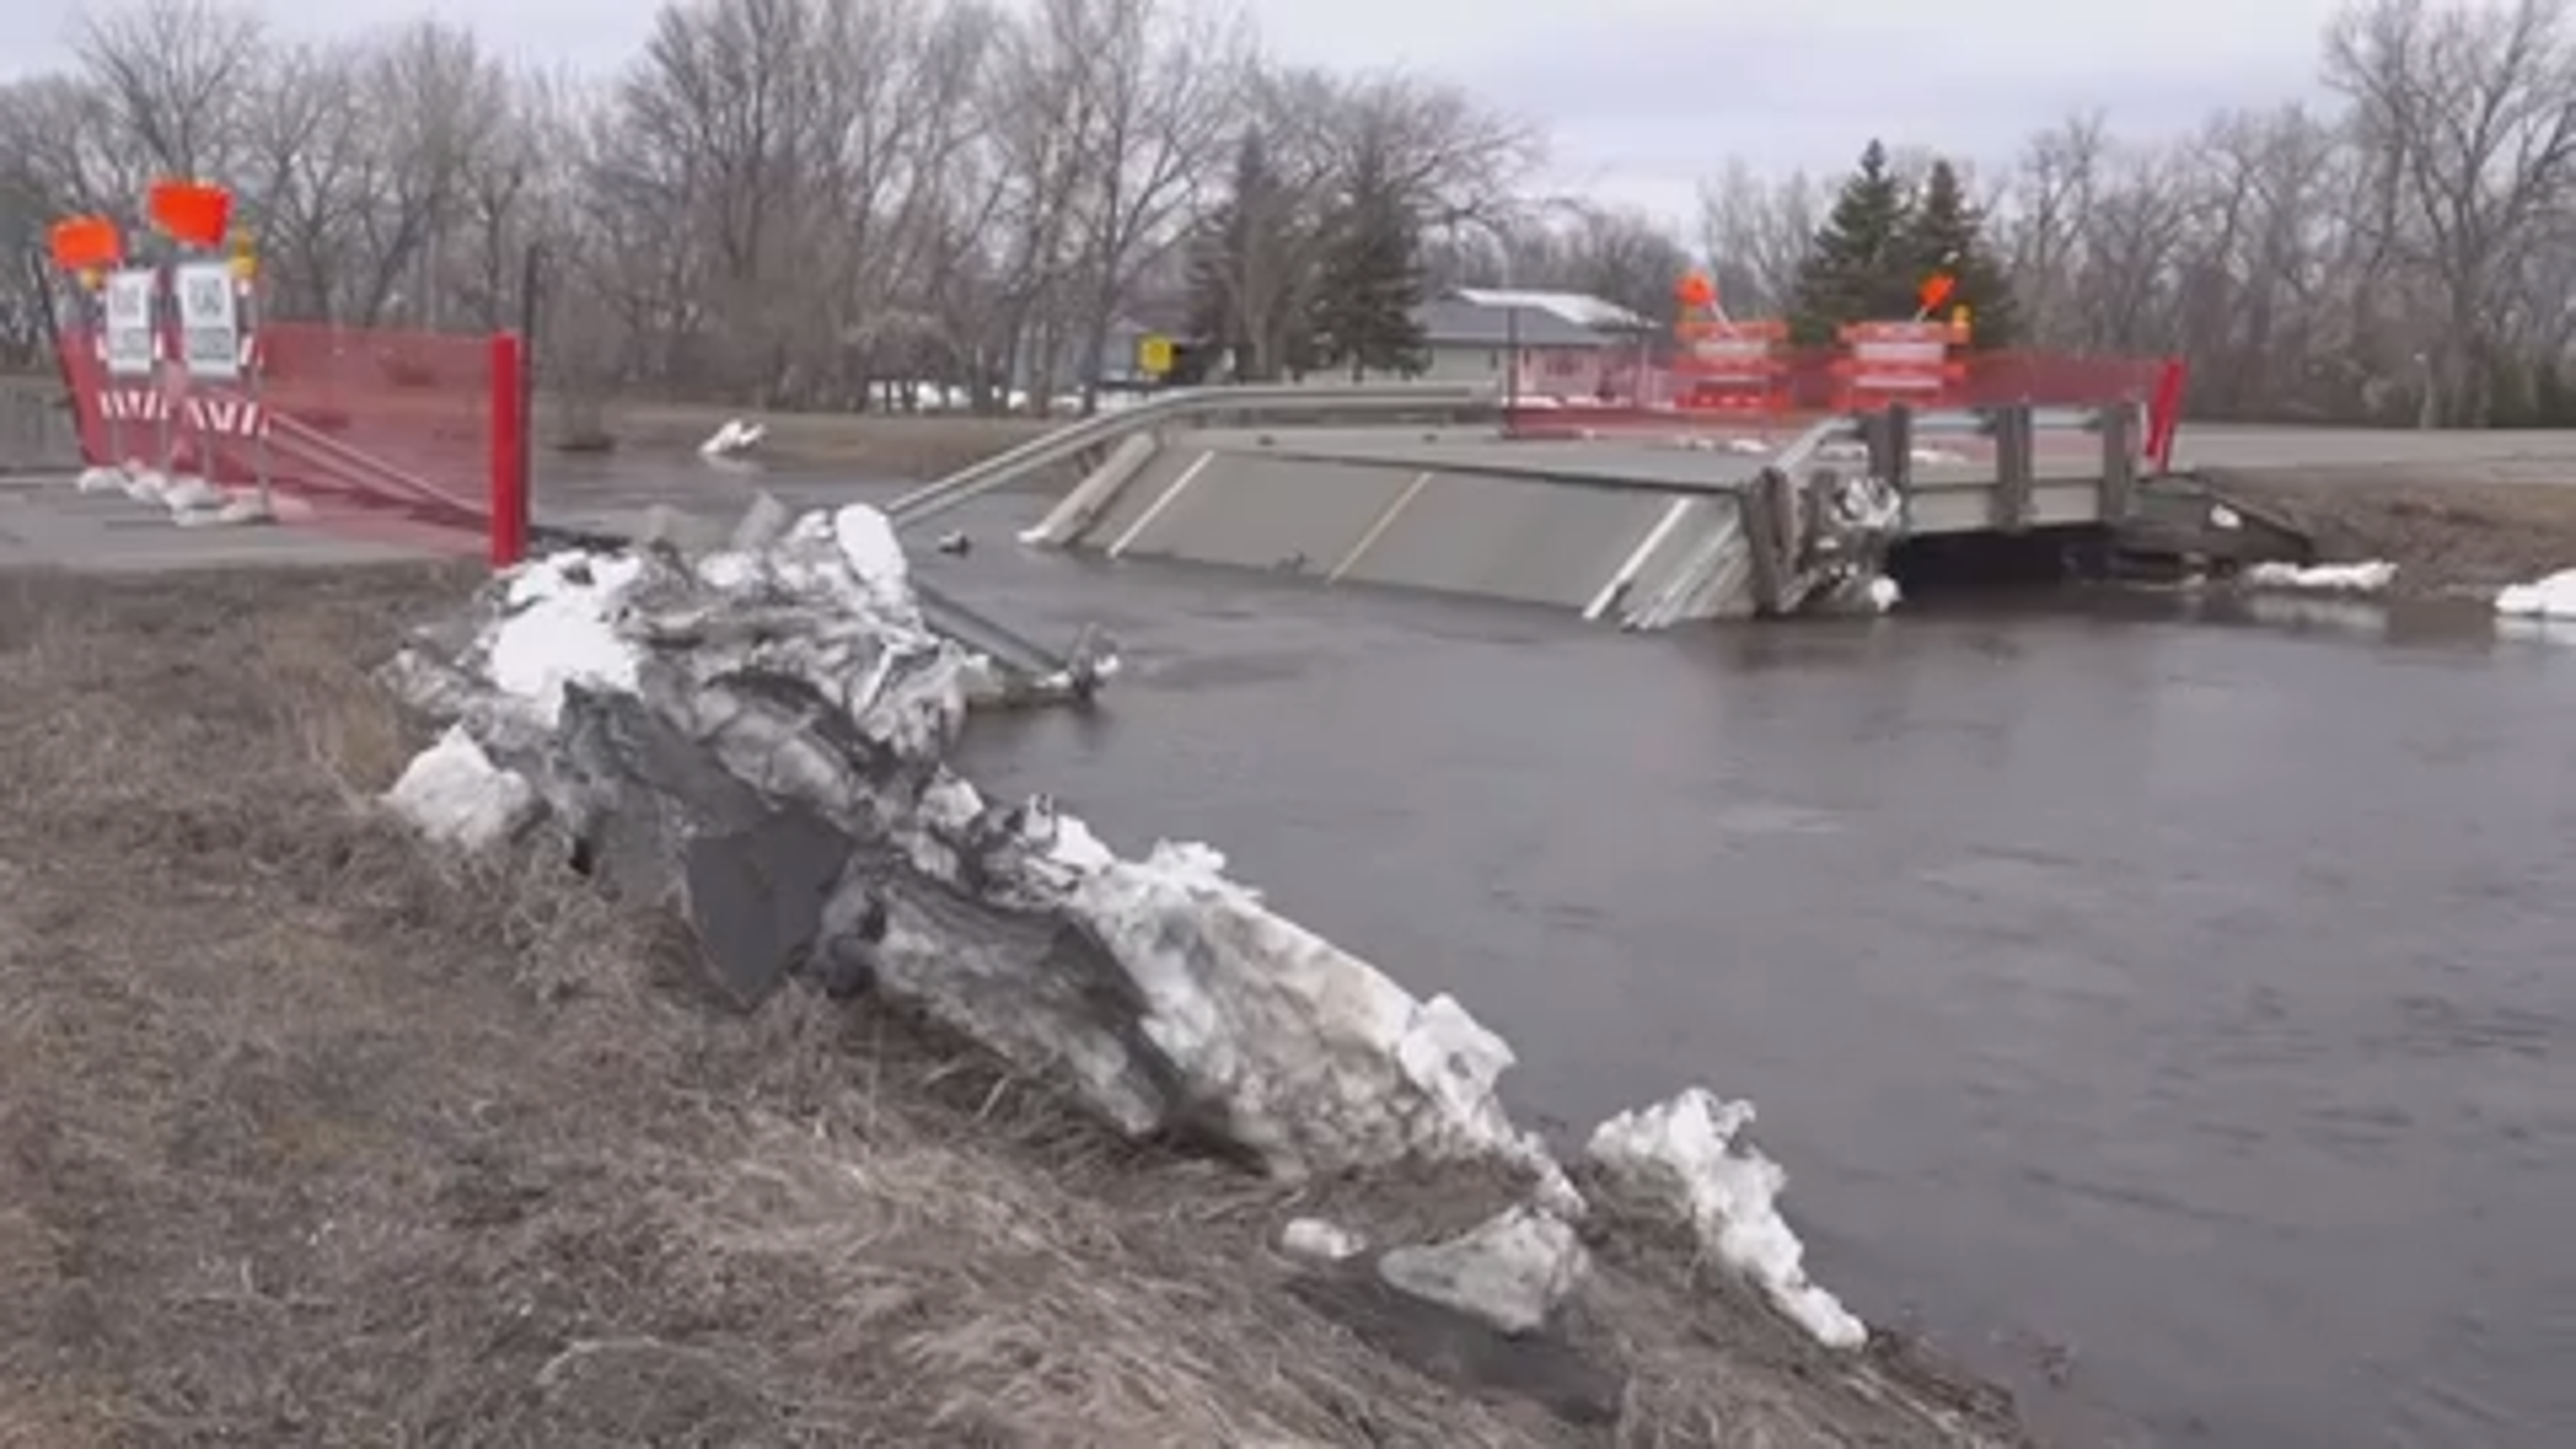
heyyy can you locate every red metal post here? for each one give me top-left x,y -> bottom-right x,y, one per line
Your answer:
2145,356 -> 2188,473
487,330 -> 527,568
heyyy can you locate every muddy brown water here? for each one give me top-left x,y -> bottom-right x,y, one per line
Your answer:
543,461 -> 2576,1447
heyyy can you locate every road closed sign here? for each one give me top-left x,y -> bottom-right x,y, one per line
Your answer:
101,268 -> 158,378
174,260 -> 242,380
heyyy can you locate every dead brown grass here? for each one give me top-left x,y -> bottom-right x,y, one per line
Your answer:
2211,471 -> 2576,595
0,564 -> 2028,1448
560,398 -> 1053,478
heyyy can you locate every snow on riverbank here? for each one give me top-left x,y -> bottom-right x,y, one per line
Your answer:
2242,559 -> 2398,594
2495,568 -> 2576,620
377,501 -> 1868,1350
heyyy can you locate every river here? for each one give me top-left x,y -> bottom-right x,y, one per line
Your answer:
556,465 -> 2576,1447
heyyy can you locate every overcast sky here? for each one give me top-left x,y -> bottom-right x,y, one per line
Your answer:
8,0 -> 2347,226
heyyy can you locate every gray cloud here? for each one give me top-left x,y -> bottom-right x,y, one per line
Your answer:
8,0 -> 2346,225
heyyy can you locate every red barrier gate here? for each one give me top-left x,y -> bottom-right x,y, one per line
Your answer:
56,318 -> 530,565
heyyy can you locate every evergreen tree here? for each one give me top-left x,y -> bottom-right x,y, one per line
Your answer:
1183,128 -> 1315,381
1901,159 -> 2018,350
1307,141 -> 1426,380
1787,140 -> 1918,345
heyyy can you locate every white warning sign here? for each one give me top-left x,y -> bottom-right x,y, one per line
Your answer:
101,268 -> 159,379
173,260 -> 242,381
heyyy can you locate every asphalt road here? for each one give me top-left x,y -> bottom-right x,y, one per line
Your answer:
0,470 -> 460,572
14,420 -> 2576,578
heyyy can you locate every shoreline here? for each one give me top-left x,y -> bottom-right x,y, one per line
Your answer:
2201,467 -> 2576,600
0,563 -> 2037,1447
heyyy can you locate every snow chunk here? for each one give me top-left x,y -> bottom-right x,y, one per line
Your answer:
1029,811 -> 1544,1176
171,492 -> 275,528
483,551 -> 646,727
1376,1205 -> 1589,1335
2495,568 -> 2576,620
831,504 -> 910,605
75,464 -> 124,493
1280,1217 -> 1368,1263
384,726 -> 537,850
698,417 -> 766,457
2242,559 -> 2397,594
159,473 -> 226,513
1587,1088 -> 1867,1350
120,466 -> 170,505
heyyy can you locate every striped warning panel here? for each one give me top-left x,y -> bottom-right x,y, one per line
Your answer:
184,395 -> 271,438
96,390 -> 172,421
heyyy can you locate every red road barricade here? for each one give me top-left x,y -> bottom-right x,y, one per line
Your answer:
1505,346 -> 2186,465
57,317 -> 529,563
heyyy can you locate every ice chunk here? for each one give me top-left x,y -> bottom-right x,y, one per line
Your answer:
697,417 -> 766,457
159,473 -> 226,513
832,503 -> 910,596
1587,1088 -> 1866,1350
1375,1205 -> 1588,1334
1059,832 -> 1541,1175
384,725 -> 537,850
483,552 -> 646,727
120,467 -> 169,505
2241,559 -> 2396,594
2495,568 -> 2576,620
1280,1217 -> 1368,1263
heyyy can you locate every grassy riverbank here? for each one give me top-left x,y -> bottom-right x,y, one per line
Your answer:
2213,470 -> 2576,596
0,564 -> 2029,1447
564,398 -> 1052,477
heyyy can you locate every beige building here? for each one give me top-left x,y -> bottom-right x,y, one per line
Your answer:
1408,288 -> 1656,398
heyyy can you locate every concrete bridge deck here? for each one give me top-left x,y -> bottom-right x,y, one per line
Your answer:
1013,403 -> 2154,626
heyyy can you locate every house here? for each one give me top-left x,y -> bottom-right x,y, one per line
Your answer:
1409,287 -> 1656,397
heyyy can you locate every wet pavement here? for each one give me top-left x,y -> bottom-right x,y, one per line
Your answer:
0,471 -> 448,572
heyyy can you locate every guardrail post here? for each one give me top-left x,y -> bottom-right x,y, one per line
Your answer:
1862,402 -> 1915,500
1740,466 -> 1788,615
1992,402 -> 2034,530
2098,400 -> 2139,522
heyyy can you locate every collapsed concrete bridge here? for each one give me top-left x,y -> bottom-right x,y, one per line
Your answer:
886,384 -> 2301,630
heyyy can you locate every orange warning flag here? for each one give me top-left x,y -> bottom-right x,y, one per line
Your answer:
1675,270 -> 1716,311
47,214 -> 121,272
1917,273 -> 1957,314
147,180 -> 232,250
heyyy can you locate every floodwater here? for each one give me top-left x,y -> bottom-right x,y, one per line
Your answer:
569,464 -> 2576,1447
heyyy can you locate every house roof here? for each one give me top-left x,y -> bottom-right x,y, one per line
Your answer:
1413,296 -> 1607,348
1448,287 -> 1653,332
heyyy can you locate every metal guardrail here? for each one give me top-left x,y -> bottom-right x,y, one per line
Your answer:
1768,403 -> 2132,477
883,382 -> 1501,529
1765,399 -> 2148,540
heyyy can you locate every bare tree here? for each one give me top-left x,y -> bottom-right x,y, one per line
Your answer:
2326,0 -> 2576,422
1695,159 -> 1818,316
73,0 -> 266,186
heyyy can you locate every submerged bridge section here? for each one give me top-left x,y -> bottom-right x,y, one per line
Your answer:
975,394 -> 2162,627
